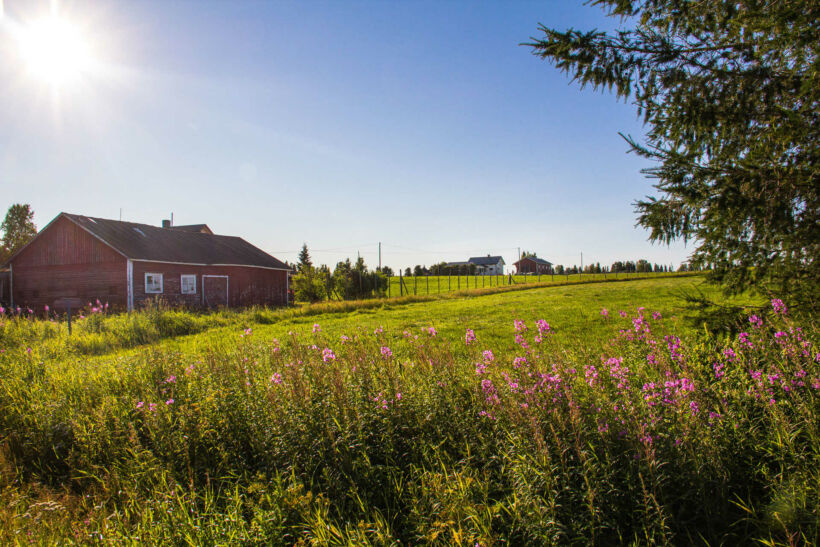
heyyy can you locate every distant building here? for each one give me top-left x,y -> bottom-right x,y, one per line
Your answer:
4,213 -> 291,311
468,255 -> 505,275
513,256 -> 553,274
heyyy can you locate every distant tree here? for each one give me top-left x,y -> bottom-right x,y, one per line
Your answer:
404,267 -> 411,277
332,257 -> 386,300
380,266 -> 394,277
527,1 -> 820,309
297,244 -> 312,273
555,265 -> 565,275
413,265 -> 423,277
0,204 -> 37,263
292,266 -> 326,303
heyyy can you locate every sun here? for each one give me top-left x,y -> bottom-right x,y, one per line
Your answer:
18,16 -> 96,87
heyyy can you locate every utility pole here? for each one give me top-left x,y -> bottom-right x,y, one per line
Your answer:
378,242 -> 381,271
580,251 -> 583,279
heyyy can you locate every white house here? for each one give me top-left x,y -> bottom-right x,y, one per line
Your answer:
468,255 -> 505,275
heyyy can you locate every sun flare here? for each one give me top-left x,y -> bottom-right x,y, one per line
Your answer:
18,16 -> 96,86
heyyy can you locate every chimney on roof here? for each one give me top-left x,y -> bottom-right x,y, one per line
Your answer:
162,219 -> 171,228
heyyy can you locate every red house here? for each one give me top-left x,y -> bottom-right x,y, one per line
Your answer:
4,213 -> 290,311
513,256 -> 553,275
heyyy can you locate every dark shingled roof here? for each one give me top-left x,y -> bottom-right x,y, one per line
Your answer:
169,224 -> 213,234
514,256 -> 553,266
62,213 -> 288,270
468,256 -> 504,266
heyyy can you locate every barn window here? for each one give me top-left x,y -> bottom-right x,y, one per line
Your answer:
180,275 -> 197,295
145,273 -> 163,294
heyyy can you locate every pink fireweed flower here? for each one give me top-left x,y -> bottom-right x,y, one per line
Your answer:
380,346 -> 393,358
148,403 -> 157,412
748,315 -> 763,328
136,401 -> 144,410
584,364 -> 598,386
312,323 -> 321,333
535,319 -> 551,335
713,362 -> 725,379
475,362 -> 488,375
601,308 -> 609,318
652,311 -> 662,321
44,305 -> 49,312
689,400 -> 699,415
514,319 -> 527,332
165,399 -> 174,405
165,375 -> 176,384
771,298 -> 787,315
424,326 -> 437,336
482,350 -> 495,363
374,326 -> 384,335
513,356 -> 527,368
270,373 -> 282,384
514,333 -> 529,349
395,392 -> 402,400
619,310 -> 627,318
465,329 -> 476,345
321,348 -> 336,362
340,335 -> 350,343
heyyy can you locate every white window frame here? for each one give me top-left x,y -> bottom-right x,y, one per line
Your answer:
180,274 -> 197,295
145,273 -> 163,294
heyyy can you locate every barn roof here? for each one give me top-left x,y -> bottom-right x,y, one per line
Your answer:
55,213 -> 289,270
514,256 -> 553,266
468,256 -> 504,266
169,224 -> 213,234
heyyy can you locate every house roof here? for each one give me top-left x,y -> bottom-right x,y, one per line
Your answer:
514,256 -> 553,266
468,256 -> 504,266
445,261 -> 471,267
169,224 -> 213,234
15,213 -> 289,270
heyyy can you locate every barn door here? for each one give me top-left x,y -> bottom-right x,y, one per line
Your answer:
203,275 -> 229,308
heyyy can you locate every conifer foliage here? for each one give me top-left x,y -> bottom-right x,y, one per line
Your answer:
526,1 -> 819,310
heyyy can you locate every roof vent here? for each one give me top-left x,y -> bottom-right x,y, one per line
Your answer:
133,227 -> 146,237
162,219 -> 171,228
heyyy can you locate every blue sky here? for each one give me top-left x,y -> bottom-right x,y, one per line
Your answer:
0,0 -> 693,271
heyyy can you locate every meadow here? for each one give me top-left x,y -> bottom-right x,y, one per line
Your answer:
0,276 -> 817,545
385,271 -> 687,298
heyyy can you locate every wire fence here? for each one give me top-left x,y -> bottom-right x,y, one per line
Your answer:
384,270 -> 697,298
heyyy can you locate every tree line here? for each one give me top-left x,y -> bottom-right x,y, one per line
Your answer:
290,244 -> 388,303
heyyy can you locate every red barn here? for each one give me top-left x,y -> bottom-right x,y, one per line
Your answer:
4,213 -> 290,311
513,256 -> 553,275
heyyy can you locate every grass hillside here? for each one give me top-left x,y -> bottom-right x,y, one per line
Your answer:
1,276 -> 817,545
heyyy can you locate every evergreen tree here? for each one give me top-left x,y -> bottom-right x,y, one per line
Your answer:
297,243 -> 312,273
527,1 -> 820,310
0,204 -> 37,263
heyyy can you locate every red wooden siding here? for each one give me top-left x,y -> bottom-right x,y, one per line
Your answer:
131,262 -> 287,309
13,216 -> 124,267
10,217 -> 128,310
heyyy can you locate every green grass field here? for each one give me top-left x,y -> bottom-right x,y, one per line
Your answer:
1,275 -> 817,545
386,270 -> 687,297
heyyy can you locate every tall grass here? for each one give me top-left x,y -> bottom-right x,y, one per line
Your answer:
0,297 -> 816,544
